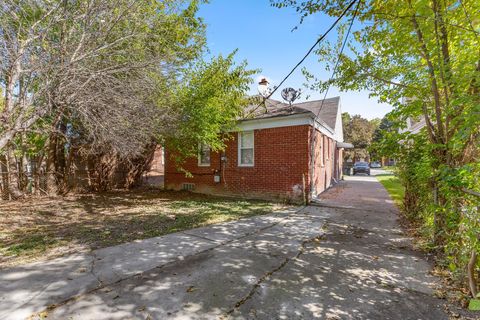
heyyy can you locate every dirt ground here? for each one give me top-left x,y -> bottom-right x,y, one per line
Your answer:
30,171 -> 474,320
0,189 -> 279,269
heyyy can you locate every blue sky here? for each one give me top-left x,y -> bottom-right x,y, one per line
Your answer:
197,0 -> 392,120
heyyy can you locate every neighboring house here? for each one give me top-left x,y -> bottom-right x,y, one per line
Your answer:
401,116 -> 426,135
143,146 -> 165,187
164,96 -> 348,202
147,146 -> 165,174
399,97 -> 427,134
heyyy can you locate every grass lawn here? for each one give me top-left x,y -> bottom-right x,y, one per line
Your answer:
376,173 -> 405,208
0,190 -> 284,268
382,165 -> 397,172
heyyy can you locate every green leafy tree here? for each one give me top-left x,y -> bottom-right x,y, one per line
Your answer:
369,114 -> 395,161
0,0 -> 210,195
0,0 -> 206,155
342,112 -> 378,161
273,0 -> 480,298
166,52 -> 257,163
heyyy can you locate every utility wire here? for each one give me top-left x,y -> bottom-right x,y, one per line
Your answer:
308,0 -> 361,198
248,0 -> 358,116
312,0 -> 361,123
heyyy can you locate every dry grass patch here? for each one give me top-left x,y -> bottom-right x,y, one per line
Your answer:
0,190 -> 283,268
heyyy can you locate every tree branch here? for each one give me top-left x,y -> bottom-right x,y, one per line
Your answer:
409,4 -> 445,145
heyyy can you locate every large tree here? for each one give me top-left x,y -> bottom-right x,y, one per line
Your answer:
272,0 -> 479,164
369,115 -> 394,161
1,0 -> 256,197
342,112 -> 378,161
272,0 -> 480,299
166,52 -> 256,163
0,0 -> 205,154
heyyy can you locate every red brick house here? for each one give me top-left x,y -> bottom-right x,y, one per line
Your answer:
164,97 -> 347,202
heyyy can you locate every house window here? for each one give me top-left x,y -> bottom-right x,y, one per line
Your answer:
198,144 -> 211,166
238,131 -> 254,166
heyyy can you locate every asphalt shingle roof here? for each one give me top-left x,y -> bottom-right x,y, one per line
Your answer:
243,96 -> 340,132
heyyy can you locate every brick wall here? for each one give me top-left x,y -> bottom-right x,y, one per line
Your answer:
309,130 -> 335,195
165,124 -> 342,202
148,146 -> 164,174
165,125 -> 311,202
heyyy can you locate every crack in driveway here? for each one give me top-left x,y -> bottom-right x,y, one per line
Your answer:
225,233 -> 324,316
28,174 -> 456,320
28,209 -> 305,318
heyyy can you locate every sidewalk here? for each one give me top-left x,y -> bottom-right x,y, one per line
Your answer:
0,207 -> 302,320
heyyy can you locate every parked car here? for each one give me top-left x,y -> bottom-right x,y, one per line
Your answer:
370,161 -> 382,168
353,162 -> 370,175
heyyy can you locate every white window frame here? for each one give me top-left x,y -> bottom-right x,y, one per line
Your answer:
198,144 -> 211,167
238,131 -> 254,167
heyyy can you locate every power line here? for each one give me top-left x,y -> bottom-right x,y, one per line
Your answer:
312,0 -> 361,122
248,0 -> 358,116
309,0 -> 361,198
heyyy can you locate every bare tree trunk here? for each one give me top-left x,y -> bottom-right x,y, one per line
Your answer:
6,146 -> 24,199
468,250 -> 478,298
45,134 -> 58,195
63,145 -> 74,193
124,144 -> 157,189
55,123 -> 67,194
0,155 -> 8,200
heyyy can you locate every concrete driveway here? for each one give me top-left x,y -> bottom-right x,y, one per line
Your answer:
2,170 -> 448,319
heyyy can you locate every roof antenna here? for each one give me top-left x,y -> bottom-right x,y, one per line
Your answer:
281,87 -> 301,110
257,78 -> 272,113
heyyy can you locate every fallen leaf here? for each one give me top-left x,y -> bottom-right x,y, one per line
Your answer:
186,286 -> 196,293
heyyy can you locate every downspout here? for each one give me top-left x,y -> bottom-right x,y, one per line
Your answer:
309,117 -> 316,202
220,151 -> 227,187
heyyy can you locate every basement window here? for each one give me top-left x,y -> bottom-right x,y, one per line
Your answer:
182,183 -> 195,191
238,131 -> 254,167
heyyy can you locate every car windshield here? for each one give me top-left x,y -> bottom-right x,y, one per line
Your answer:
354,162 -> 369,167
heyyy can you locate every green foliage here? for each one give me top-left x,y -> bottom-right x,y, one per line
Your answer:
5,234 -> 58,256
166,52 -> 257,162
0,87 -> 3,112
342,112 -> 378,160
373,121 -> 479,285
273,0 -> 480,295
1,0 -> 256,195
468,298 -> 480,311
369,115 -> 395,159
1,0 -> 208,155
0,191 -> 276,262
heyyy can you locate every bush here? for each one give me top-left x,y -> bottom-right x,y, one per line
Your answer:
378,128 -> 479,297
